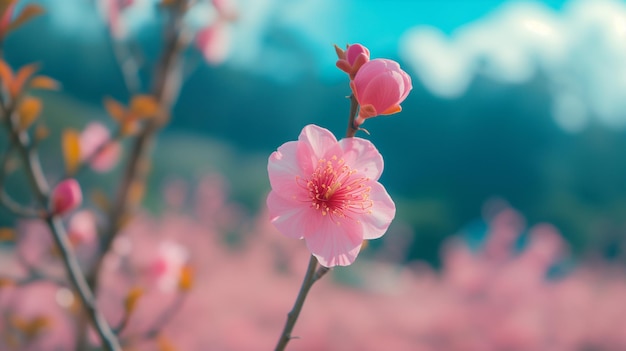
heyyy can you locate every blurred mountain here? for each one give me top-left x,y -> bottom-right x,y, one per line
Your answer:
5,7 -> 626,264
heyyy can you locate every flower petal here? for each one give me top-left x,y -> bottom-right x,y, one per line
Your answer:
267,191 -> 310,239
304,217 -> 364,267
337,137 -> 384,181
268,141 -> 307,199
360,182 -> 395,240
360,71 -> 405,114
298,124 -> 337,165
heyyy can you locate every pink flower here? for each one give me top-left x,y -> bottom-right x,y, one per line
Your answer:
195,21 -> 231,65
80,122 -> 121,172
0,3 -> 15,38
266,124 -> 395,267
99,0 -> 134,39
149,241 -> 189,292
50,179 -> 82,216
68,210 -> 97,246
335,43 -> 370,79
350,58 -> 412,126
212,0 -> 238,21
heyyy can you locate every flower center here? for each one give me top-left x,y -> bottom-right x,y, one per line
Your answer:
297,155 -> 373,220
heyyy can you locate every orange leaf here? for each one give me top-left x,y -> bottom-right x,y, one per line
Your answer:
0,59 -> 13,90
30,75 -> 59,91
62,129 -> 81,176
5,3 -> 44,34
0,227 -> 14,241
124,287 -> 143,314
130,94 -> 160,119
10,63 -> 38,98
157,336 -> 177,351
120,119 -> 139,136
17,96 -> 41,131
103,97 -> 126,123
178,264 -> 194,291
0,278 -> 14,287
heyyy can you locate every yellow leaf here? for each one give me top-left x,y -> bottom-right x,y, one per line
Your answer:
30,75 -> 59,91
9,63 -> 38,98
0,59 -> 13,90
124,287 -> 143,314
5,4 -> 44,34
130,94 -> 160,119
0,227 -> 15,241
178,264 -> 193,291
103,97 -> 126,123
62,129 -> 81,175
17,96 -> 41,131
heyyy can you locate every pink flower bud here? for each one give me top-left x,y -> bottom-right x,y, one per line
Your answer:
335,43 -> 370,79
350,58 -> 412,125
51,179 -> 82,216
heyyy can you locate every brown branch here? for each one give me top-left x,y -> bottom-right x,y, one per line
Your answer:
345,94 -> 359,138
0,98 -> 123,351
91,0 -> 192,287
274,255 -> 320,351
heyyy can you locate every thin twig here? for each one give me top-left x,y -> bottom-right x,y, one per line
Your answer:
274,255 -> 319,351
91,0 -> 192,288
144,292 -> 187,339
0,97 -> 123,351
345,94 -> 359,138
0,191 -> 41,218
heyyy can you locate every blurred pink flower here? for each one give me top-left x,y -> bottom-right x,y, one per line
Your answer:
336,43 -> 370,79
99,0 -> 134,39
80,122 -> 121,172
149,241 -> 189,292
212,0 -> 237,21
50,179 -> 82,216
195,21 -> 231,65
0,2 -> 15,38
266,124 -> 395,267
68,210 -> 97,246
350,59 -> 412,125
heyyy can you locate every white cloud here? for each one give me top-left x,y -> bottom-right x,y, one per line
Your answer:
400,0 -> 626,131
226,0 -> 345,82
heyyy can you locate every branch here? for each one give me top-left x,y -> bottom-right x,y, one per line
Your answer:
93,0 -> 192,286
274,255 -> 321,351
0,98 -> 123,351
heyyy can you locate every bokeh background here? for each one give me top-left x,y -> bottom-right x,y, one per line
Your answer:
8,0 -> 624,265
3,0 -> 626,349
